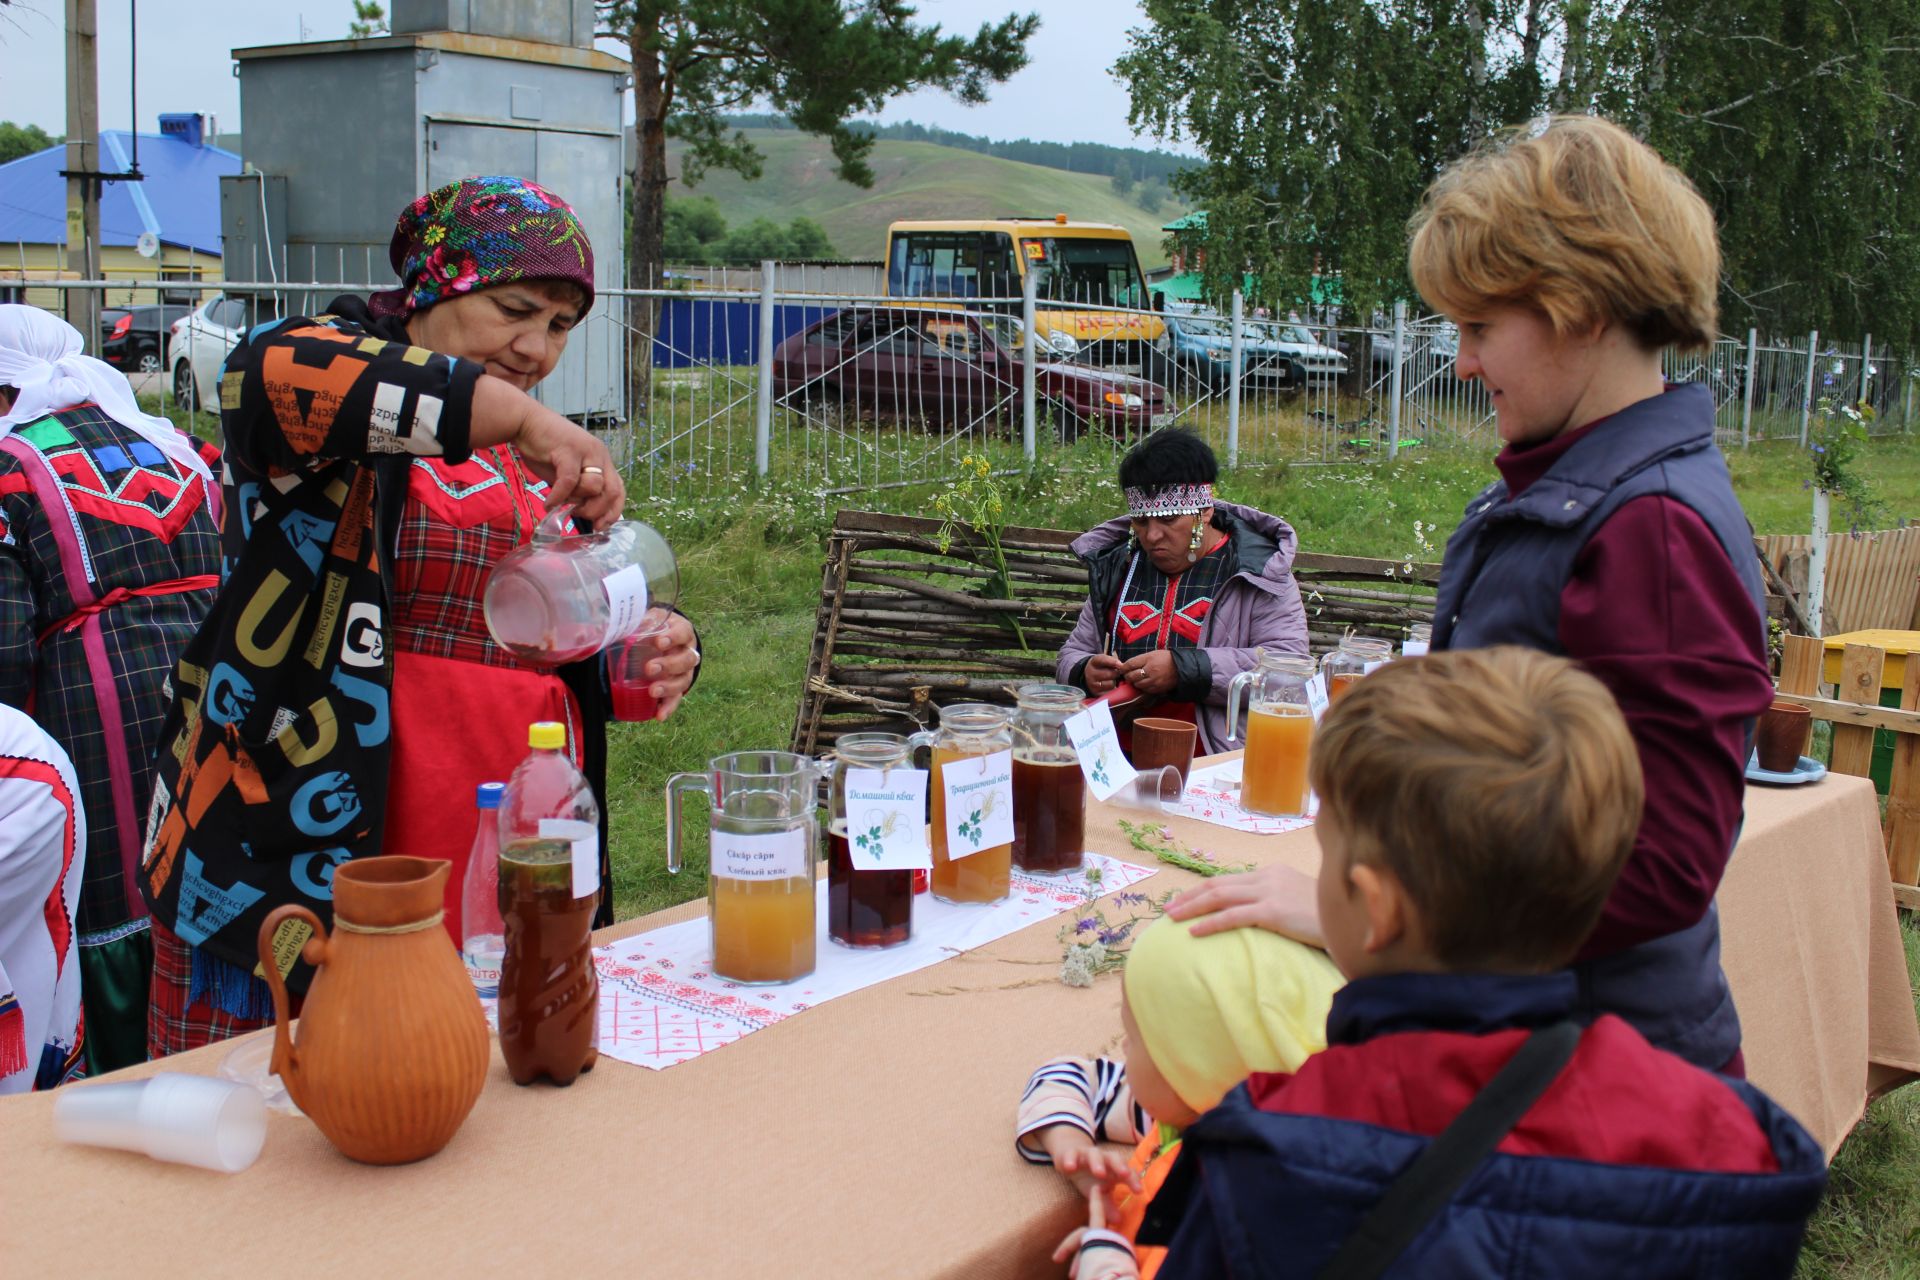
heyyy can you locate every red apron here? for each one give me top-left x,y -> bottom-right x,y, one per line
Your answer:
381,647 -> 585,944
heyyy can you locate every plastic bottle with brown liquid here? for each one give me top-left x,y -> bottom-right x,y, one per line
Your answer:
497,722 -> 601,1086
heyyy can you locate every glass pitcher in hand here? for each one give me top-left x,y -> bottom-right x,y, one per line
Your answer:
484,505 -> 679,667
666,751 -> 825,985
1225,653 -> 1317,818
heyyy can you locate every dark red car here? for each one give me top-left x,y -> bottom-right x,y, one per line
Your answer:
770,306 -> 1173,440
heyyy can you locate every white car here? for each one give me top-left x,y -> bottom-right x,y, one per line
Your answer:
166,293 -> 276,413
1256,323 -> 1349,385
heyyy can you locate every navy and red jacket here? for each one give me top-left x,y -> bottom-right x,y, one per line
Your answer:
1139,970 -> 1826,1279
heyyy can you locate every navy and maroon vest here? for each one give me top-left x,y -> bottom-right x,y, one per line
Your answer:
1432,383 -> 1764,1070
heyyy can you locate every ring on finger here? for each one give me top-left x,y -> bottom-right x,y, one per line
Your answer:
582,465 -> 604,476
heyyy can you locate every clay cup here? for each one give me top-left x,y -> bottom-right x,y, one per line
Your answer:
1755,700 -> 1813,773
1130,717 -> 1199,786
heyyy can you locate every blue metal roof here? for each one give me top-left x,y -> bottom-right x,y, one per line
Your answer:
0,130 -> 242,259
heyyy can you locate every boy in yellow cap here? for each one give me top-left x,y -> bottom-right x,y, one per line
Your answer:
1015,916 -> 1343,1279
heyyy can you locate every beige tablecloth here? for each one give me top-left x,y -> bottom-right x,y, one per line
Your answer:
1,765 -> 1913,1277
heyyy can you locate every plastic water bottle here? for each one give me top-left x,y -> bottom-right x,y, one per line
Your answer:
497,722 -> 603,1086
484,505 -> 679,667
461,782 -> 507,1003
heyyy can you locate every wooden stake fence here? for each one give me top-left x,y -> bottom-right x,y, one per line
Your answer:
1757,527 -> 1920,634
791,511 -> 1441,756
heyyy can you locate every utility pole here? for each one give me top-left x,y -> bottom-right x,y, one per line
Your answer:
64,0 -> 102,350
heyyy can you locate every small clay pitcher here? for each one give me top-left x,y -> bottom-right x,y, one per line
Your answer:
259,857 -> 489,1165
1756,700 -> 1813,773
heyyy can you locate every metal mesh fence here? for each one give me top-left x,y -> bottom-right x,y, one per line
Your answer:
16,274 -> 1912,502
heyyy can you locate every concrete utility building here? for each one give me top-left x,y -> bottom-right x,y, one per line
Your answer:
228,0 -> 629,421
0,115 -> 240,309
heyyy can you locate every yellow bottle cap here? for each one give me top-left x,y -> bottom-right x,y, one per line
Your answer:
528,721 -> 566,750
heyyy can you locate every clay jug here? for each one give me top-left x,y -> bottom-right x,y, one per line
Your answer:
258,857 -> 490,1165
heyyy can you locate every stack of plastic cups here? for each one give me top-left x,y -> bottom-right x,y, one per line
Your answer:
53,1073 -> 269,1173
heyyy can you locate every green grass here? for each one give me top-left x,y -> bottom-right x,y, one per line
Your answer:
1795,918 -> 1920,1280
666,129 -> 1188,269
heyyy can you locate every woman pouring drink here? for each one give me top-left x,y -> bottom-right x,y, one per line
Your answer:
142,176 -> 701,1057
1057,429 -> 1310,757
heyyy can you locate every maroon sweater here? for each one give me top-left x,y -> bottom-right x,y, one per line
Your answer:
1497,422 -> 1774,960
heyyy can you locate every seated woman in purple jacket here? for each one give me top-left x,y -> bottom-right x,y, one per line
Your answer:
1057,429 -> 1309,757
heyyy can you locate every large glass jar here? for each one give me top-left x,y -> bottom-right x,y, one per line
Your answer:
929,703 -> 1014,905
1225,653 -> 1317,818
1011,684 -> 1087,876
825,732 -> 932,949
1322,636 -> 1394,704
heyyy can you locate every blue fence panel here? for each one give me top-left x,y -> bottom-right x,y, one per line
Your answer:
652,299 -> 845,368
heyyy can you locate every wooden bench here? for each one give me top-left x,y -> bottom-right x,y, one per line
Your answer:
789,510 -> 1441,755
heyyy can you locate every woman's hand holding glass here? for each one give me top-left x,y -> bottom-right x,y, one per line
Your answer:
626,609 -> 700,721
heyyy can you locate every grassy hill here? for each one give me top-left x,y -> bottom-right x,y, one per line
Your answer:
666,129 -> 1186,269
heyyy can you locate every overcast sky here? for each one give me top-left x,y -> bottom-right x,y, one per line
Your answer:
0,0 -> 1185,153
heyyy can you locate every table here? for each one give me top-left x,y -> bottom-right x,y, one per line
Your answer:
2,763 -> 1914,1277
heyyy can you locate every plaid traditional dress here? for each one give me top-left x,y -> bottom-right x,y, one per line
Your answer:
0,404 -> 221,1074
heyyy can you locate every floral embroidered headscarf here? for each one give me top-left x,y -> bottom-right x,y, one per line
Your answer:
368,175 -> 594,319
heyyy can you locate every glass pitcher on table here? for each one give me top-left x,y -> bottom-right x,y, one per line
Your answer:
1225,653 -> 1317,818
666,752 -> 825,985
1322,636 -> 1394,704
824,732 -> 934,949
1011,684 -> 1089,876
930,704 -> 1015,906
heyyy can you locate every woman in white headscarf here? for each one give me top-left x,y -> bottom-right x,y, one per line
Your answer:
0,303 -> 222,1075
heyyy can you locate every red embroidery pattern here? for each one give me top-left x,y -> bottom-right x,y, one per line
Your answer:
1115,592 -> 1214,645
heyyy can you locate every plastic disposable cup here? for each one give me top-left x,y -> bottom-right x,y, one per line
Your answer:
53,1072 -> 269,1173
1102,765 -> 1184,814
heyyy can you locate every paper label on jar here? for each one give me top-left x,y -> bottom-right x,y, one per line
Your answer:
1064,701 -> 1139,802
601,563 -> 650,645
843,767 -> 931,870
538,817 -> 599,898
1306,673 -> 1330,724
940,749 -> 1014,859
712,828 -> 811,882
1400,640 -> 1429,658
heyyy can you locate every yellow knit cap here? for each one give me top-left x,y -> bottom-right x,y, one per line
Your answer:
1123,916 -> 1346,1114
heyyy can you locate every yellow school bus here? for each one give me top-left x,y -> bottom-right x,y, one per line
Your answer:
884,217 -> 1167,369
